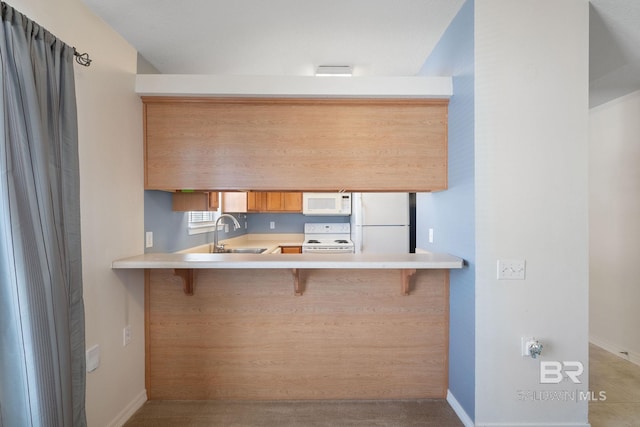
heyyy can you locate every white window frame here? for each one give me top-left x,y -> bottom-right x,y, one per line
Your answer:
187,209 -> 220,235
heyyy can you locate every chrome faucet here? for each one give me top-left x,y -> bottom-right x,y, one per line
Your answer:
213,214 -> 241,252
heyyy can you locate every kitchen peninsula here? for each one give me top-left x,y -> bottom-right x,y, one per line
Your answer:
112,250 -> 463,400
125,95 -> 459,401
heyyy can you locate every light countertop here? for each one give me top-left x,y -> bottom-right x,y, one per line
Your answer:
113,233 -> 463,270
112,251 -> 463,270
175,233 -> 304,255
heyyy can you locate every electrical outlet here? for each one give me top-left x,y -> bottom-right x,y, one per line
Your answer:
123,325 -> 131,347
497,259 -> 526,280
428,228 -> 434,243
270,221 -> 275,230
145,231 -> 153,248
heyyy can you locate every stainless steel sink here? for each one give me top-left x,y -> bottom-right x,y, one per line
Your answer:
218,248 -> 267,254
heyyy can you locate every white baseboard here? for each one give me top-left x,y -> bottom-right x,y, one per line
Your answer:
590,335 -> 640,367
106,389 -> 147,427
475,424 -> 589,427
451,389 -> 591,427
447,389 -> 474,427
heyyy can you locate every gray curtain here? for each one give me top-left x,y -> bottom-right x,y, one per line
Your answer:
0,3 -> 86,426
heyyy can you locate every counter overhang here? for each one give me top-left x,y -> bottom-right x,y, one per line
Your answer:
112,252 -> 464,270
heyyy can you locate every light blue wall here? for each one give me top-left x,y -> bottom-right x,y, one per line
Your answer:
418,0 -> 475,420
247,213 -> 348,234
144,190 -> 247,253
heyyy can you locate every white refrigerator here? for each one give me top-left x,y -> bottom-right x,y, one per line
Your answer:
350,193 -> 410,254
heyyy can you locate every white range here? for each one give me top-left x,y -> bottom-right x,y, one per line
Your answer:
302,223 -> 355,254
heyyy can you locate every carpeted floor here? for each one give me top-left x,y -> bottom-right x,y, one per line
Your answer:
123,399 -> 464,427
124,344 -> 640,426
589,343 -> 640,426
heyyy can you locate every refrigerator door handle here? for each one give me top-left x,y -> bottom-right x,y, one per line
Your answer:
358,195 -> 364,252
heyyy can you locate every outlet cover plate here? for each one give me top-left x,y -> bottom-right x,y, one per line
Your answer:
497,259 -> 526,280
86,344 -> 100,372
123,325 -> 131,347
522,336 -> 534,357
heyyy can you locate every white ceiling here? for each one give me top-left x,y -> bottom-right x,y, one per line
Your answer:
85,0 -> 464,77
83,0 -> 640,106
590,0 -> 640,106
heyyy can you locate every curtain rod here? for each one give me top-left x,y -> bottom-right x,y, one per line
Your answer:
1,1 -> 92,67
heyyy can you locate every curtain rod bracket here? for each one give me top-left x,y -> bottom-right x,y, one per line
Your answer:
73,49 -> 91,67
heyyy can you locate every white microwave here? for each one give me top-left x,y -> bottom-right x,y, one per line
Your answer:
303,192 -> 352,216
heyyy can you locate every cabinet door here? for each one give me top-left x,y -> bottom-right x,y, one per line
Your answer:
282,192 -> 302,212
247,192 -> 267,212
222,192 -> 248,213
226,191 -> 302,213
266,192 -> 284,211
266,192 -> 302,212
280,246 -> 302,254
208,192 -> 219,210
172,192 -> 216,212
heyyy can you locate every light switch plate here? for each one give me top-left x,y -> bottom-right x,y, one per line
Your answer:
145,232 -> 153,248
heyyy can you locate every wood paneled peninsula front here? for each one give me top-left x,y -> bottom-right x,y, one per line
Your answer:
112,252 -> 463,401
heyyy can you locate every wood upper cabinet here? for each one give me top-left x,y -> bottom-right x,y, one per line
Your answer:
247,192 -> 267,212
172,191 -> 219,212
143,97 -> 448,192
221,192 -> 248,213
222,191 -> 302,213
267,192 -> 302,212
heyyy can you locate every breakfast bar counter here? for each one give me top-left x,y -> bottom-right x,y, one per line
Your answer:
113,251 -> 464,401
112,252 -> 462,296
112,251 -> 463,270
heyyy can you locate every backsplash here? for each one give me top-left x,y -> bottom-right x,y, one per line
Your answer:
144,191 -> 247,253
247,213 -> 348,234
